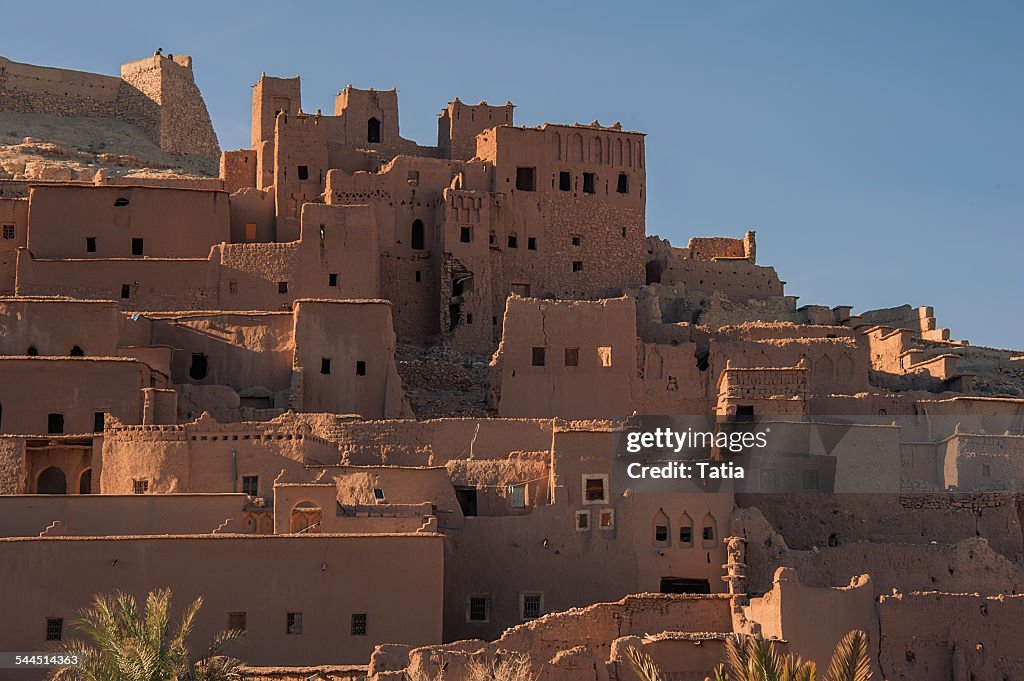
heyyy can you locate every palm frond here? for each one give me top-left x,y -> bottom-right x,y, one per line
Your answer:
822,630 -> 872,681
624,646 -> 664,681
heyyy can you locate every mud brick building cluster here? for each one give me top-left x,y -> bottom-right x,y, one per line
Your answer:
1,53 -> 1024,681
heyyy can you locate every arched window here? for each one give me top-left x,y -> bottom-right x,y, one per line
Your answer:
367,118 -> 381,144
678,512 -> 694,547
653,508 -> 670,547
290,501 -> 322,533
189,353 -> 208,381
702,513 -> 718,548
70,345 -> 84,357
26,346 -> 38,356
411,219 -> 425,250
79,469 -> 92,495
37,467 -> 67,494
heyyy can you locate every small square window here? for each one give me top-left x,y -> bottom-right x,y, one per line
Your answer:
133,479 -> 149,495
228,280 -> 238,295
286,612 -> 303,635
575,510 -> 591,531
93,412 -> 105,433
407,170 -> 420,186
373,488 -> 386,502
242,475 -> 259,497
564,348 -> 579,367
228,612 -> 247,632
571,235 -> 582,247
572,261 -> 584,272
351,613 -> 367,635
46,617 -> 63,641
617,173 -> 629,193
297,165 -> 309,181
468,596 -> 489,622
531,347 -> 546,367
86,237 -> 97,252
583,475 -> 607,503
1,224 -> 14,240
521,593 -> 543,620
582,173 -> 595,194
120,284 -> 131,299
703,525 -> 715,541
507,234 -> 518,248
466,313 -> 473,324
515,167 -> 536,191
321,357 -> 332,374
328,273 -> 339,287
558,171 -> 571,191
527,237 -> 537,250
597,346 -> 613,367
278,281 -> 289,294
47,413 -> 64,434
489,232 -> 497,246
760,468 -> 777,490
655,525 -> 668,542
509,484 -> 526,509
460,226 -> 472,243
131,238 -> 144,256
599,509 -> 614,529
415,270 -> 422,283
356,361 -> 367,376
680,526 -> 693,545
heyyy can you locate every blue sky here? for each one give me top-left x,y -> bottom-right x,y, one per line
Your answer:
5,1 -> 1021,347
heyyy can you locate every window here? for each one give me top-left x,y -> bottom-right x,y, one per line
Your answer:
509,484 -> 526,509
189,353 -> 208,381
511,283 -> 531,297
460,226 -> 472,243
120,284 -> 131,299
407,170 -> 420,186
655,525 -> 668,542
46,617 -> 63,641
411,219 -> 425,250
558,171 -> 571,191
114,197 -> 130,207
367,117 -> 381,143
242,475 -> 259,497
131,238 -> 144,256
564,347 -> 579,367
680,526 -> 693,545
245,222 -> 257,241
572,261 -> 584,272
521,593 -> 543,620
47,413 -> 64,434
228,612 -> 246,632
531,347 -> 546,367
527,237 -> 537,250
278,281 -> 288,294
515,167 -> 536,191
571,235 -> 582,246
356,361 -> 366,376
507,234 -> 518,248
228,280 -> 238,295
617,173 -> 629,193
599,509 -> 615,529
456,488 -> 478,517
328,273 -> 339,287
351,613 -> 367,636
468,596 -> 489,622
297,165 -> 309,181
583,475 -> 608,504
70,345 -> 84,357
86,237 -> 97,252
133,479 -> 149,495
93,412 -> 105,433
575,510 -> 591,531
286,612 -> 303,635
26,346 -> 38,356
415,270 -> 421,283
2,224 -> 15,240
466,313 -> 473,324
760,468 -> 777,491
321,357 -> 332,374
802,469 -> 820,491
582,173 -> 595,194
597,346 -> 613,367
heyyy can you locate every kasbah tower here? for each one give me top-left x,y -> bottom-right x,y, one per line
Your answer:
1,49 -> 1023,680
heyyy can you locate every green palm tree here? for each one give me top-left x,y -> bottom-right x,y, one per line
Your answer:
627,630 -> 872,681
49,587 -> 244,681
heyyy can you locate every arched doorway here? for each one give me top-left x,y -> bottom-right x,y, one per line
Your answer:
411,219 -> 425,250
290,501 -> 322,533
367,117 -> 381,143
78,469 -> 92,495
37,467 -> 67,494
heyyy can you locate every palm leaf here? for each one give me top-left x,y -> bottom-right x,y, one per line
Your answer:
822,630 -> 872,681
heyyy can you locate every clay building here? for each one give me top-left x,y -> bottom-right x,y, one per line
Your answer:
2,52 -> 1024,680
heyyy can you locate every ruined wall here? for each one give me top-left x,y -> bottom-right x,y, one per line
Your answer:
0,56 -> 120,117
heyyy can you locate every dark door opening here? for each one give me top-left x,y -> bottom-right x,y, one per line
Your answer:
37,467 -> 67,494
456,488 -> 478,517
660,577 -> 711,594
